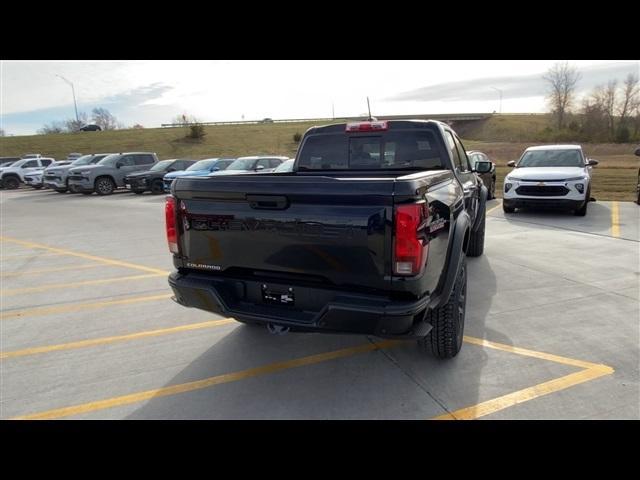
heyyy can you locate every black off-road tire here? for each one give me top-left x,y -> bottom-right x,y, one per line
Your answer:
3,176 -> 20,190
467,208 -> 485,257
95,176 -> 115,196
418,258 -> 467,359
150,179 -> 164,194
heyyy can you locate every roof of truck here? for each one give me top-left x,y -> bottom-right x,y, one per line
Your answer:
306,119 -> 449,135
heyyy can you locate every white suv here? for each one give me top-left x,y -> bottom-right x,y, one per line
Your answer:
503,145 -> 597,216
0,157 -> 55,189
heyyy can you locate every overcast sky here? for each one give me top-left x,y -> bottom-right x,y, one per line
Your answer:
1,60 -> 638,136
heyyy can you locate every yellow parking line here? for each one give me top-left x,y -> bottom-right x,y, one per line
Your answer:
0,293 -> 172,320
12,339 -> 400,419
433,365 -> 613,420
1,318 -> 236,360
1,273 -> 166,297
486,201 -> 502,215
1,252 -> 66,260
462,336 -> 604,370
0,263 -> 103,278
0,236 -> 169,275
611,201 -> 620,238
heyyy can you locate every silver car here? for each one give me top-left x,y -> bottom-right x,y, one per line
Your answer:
209,156 -> 288,176
43,154 -> 111,193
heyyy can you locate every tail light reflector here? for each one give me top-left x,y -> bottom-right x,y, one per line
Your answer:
165,196 -> 179,254
393,203 -> 429,276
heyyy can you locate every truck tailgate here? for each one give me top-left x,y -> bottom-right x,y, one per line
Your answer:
174,175 -> 394,292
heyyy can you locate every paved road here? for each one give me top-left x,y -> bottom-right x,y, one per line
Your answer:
1,189 -> 638,419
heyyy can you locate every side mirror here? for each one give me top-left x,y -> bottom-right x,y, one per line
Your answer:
587,159 -> 598,167
507,160 -> 517,167
474,161 -> 492,173
634,147 -> 640,157
255,165 -> 265,171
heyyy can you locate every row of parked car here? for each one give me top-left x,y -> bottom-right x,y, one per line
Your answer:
0,153 -> 295,195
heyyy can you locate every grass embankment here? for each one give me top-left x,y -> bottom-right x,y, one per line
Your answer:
1,116 -> 638,201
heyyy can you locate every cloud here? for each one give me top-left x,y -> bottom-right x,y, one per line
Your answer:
386,62 -> 639,103
100,83 -> 174,106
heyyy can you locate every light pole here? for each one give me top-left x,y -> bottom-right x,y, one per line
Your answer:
491,87 -> 503,114
56,75 -> 79,122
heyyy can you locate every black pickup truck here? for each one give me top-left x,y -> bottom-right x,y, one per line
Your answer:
166,120 -> 487,358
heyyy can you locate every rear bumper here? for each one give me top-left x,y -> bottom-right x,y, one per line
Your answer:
503,198 -> 585,209
168,270 -> 432,338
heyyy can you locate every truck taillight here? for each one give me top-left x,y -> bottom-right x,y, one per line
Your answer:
393,203 -> 428,276
345,121 -> 388,132
165,196 -> 179,254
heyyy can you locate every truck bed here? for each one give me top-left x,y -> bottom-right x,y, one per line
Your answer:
172,170 -> 453,294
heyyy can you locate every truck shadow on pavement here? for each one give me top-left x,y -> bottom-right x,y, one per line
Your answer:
125,256 -> 502,420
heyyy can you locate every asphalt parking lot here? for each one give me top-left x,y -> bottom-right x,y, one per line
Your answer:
1,189 -> 638,419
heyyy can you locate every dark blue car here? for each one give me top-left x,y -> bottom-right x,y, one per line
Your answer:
163,158 -> 235,192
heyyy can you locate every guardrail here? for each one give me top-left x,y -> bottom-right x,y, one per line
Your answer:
160,113 -> 499,128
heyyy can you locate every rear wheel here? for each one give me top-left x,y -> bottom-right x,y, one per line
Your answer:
3,176 -> 20,190
95,176 -> 115,195
418,258 -> 467,358
467,208 -> 485,257
150,179 -> 164,194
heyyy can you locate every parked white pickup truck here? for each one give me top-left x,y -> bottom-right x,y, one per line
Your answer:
0,157 -> 55,189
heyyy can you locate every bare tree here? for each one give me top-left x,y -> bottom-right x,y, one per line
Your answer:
171,113 -> 198,126
543,61 -> 581,130
64,112 -> 88,132
38,121 -> 66,134
618,73 -> 640,128
580,93 -> 608,142
601,80 -> 618,138
92,107 -> 119,130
